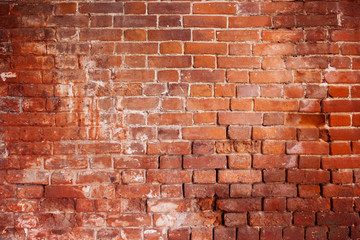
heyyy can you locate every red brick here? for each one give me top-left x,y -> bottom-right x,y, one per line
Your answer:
317,212 -> 360,226
193,3 -> 236,14
255,99 -> 298,112
296,15 -> 338,27
217,199 -> 261,212
191,85 -> 212,97
286,57 -> 328,69
183,156 -> 226,169
218,57 -> 261,69
297,43 -> 339,55
218,113 -> 262,125
79,3 -> 123,13
194,56 -> 216,68
249,212 -> 291,226
107,214 -> 151,227
218,170 -> 261,183
287,198 -> 330,212
45,186 -> 89,198
184,16 -> 226,28
183,127 -> 226,140
187,98 -> 228,111
253,155 -> 296,169
294,212 -> 315,226
253,127 -> 296,140
331,30 -> 360,41
230,99 -> 253,111
124,2 -> 146,14
325,71 -> 360,84
262,30 -> 303,42
182,70 -> 225,83
194,170 -> 217,183
253,184 -> 297,197
217,30 -> 259,42
250,71 -> 292,83
159,16 -> 181,27
114,16 -> 156,27
149,29 -> 190,41
184,184 -> 229,198
229,16 -> 271,28
299,185 -> 320,198
230,184 -> 252,197
147,142 -> 191,155
149,56 -> 191,68
254,43 -> 295,56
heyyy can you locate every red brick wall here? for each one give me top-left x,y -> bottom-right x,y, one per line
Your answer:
1,0 -> 360,239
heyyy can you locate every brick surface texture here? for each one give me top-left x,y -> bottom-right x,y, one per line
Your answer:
0,0 -> 360,239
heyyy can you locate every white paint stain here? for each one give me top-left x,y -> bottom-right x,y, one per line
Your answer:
149,202 -> 179,213
120,230 -> 128,240
82,185 -> 91,193
1,72 -> 16,81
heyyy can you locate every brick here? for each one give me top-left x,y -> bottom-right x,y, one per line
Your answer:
159,16 -> 181,27
79,3 -> 123,13
317,212 -> 360,226
254,43 -> 295,56
254,99 -> 298,112
252,184 -> 297,197
184,16 -> 227,28
217,199 -> 261,212
124,2 -> 146,14
299,185 -> 320,198
253,127 -> 296,140
224,213 -> 247,227
187,98 -> 228,111
182,70 -> 225,83
250,71 -> 292,83
322,156 -> 360,169
194,56 -> 216,68
148,199 -> 191,213
218,170 -> 262,183
331,30 -> 360,41
149,56 -> 191,68
229,44 -> 252,55
194,170 -> 216,183
249,212 -> 291,226
147,142 -> 191,155
148,113 -> 192,126
183,127 -> 226,140
149,29 -> 190,41
324,71 -> 360,84
253,155 -> 296,169
218,113 -> 262,125
287,198 -> 330,212
285,114 -> 325,127
229,16 -> 271,28
297,43 -> 339,55
45,186 -> 89,198
217,30 -> 259,42
107,214 -> 151,227
183,156 -> 226,169
114,16 -> 156,27
286,57 -> 328,69
283,227 -> 304,240
124,29 -> 146,41
193,3 -> 236,14
160,42 -> 182,54
218,57 -> 261,69
184,184 -> 229,198
230,184 -> 252,197
294,71 -> 322,83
